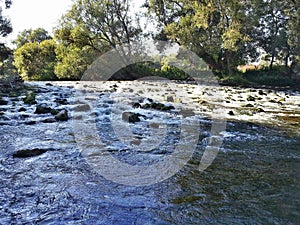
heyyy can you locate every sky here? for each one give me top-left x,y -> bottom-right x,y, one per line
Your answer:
3,0 -> 73,46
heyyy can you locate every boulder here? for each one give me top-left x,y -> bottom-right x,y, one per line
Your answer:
228,110 -> 235,116
258,90 -> 266,95
132,102 -> 141,108
35,104 -> 52,114
0,98 -> 8,105
50,109 -> 59,115
23,91 -> 36,104
247,96 -> 256,101
122,112 -> 144,123
43,118 -> 57,123
256,108 -> 265,113
143,102 -> 174,111
244,104 -> 254,108
18,107 -> 27,112
55,109 -> 69,121
73,104 -> 91,112
25,121 -> 36,125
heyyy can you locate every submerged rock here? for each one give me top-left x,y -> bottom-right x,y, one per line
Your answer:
12,148 -> 48,158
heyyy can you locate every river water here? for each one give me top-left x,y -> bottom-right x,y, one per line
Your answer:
0,81 -> 299,224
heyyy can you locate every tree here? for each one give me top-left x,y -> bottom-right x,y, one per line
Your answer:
0,0 -> 12,61
54,0 -> 142,80
14,39 -> 57,81
146,0 -> 258,75
13,28 -> 52,48
145,0 -> 299,75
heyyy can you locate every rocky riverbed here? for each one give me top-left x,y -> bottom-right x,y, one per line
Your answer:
0,81 -> 299,224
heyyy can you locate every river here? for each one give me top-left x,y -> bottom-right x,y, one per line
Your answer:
0,81 -> 299,224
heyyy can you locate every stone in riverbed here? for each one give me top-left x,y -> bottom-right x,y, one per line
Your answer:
244,103 -> 254,108
43,118 -> 57,123
35,104 -> 52,114
13,148 -> 48,158
0,98 -> 8,105
122,112 -> 144,123
247,96 -> 256,101
23,91 -> 36,104
228,110 -> 235,116
55,109 -> 69,121
258,90 -> 266,95
143,102 -> 175,111
255,108 -> 265,113
50,109 -> 59,115
18,107 -> 27,112
25,121 -> 36,125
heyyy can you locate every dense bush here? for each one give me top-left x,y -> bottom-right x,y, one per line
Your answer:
243,66 -> 295,87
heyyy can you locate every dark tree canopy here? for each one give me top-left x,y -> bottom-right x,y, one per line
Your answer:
0,0 -> 12,61
0,0 -> 12,38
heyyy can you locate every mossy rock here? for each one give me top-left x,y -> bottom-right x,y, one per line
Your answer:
23,91 -> 36,104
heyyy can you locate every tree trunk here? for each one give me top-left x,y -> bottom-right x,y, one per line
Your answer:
226,50 -> 234,75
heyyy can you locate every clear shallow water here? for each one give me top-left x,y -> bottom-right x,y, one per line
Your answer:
0,82 -> 299,224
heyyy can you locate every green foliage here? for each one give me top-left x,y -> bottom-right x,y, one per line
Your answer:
0,0 -> 12,62
13,39 -> 57,81
0,54 -> 19,88
53,0 -> 142,80
145,0 -> 299,76
220,73 -> 250,86
13,28 -> 52,49
55,44 -> 96,80
114,62 -> 190,81
147,0 -> 254,74
244,66 -> 295,87
0,0 -> 12,38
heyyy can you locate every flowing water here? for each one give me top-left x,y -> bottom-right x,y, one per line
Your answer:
0,81 -> 299,224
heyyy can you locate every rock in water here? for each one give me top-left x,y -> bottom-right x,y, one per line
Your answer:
247,96 -> 256,101
55,109 -> 69,121
122,112 -> 144,123
228,110 -> 235,116
35,104 -> 52,114
23,91 -> 36,104
0,98 -> 8,105
13,149 -> 48,158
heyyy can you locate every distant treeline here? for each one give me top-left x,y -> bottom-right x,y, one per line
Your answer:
0,0 -> 299,88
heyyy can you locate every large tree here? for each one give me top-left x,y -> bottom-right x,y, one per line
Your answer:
54,0 -> 142,80
146,0 -> 257,75
13,28 -> 57,81
13,28 -> 52,48
146,0 -> 299,75
0,0 -> 12,61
